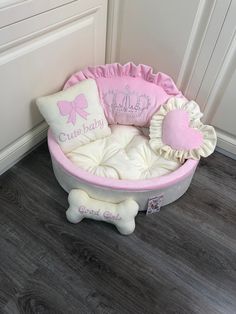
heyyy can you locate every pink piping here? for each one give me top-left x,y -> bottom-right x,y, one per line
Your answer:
48,129 -> 198,192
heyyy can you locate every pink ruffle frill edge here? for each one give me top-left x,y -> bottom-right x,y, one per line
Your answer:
63,62 -> 183,97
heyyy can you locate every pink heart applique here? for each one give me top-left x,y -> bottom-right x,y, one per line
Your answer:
162,109 -> 203,150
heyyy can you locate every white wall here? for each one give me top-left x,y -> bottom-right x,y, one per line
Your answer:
109,0 -> 200,81
107,0 -> 230,91
107,0 -> 236,157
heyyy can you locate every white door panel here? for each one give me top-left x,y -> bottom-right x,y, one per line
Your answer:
0,0 -> 105,50
0,0 -> 107,172
0,15 -> 96,150
106,0 -> 231,86
212,71 -> 236,138
0,0 -> 74,27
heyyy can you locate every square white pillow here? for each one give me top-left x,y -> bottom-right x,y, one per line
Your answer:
37,79 -> 111,153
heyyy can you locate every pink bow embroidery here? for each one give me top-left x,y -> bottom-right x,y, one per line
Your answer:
57,94 -> 89,125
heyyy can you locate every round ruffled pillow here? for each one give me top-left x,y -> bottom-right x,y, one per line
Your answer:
149,98 -> 217,162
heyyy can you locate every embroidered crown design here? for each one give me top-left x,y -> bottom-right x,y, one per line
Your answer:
103,85 -> 151,116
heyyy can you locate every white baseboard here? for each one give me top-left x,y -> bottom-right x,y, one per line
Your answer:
0,122 -> 48,175
215,128 -> 236,159
216,146 -> 236,160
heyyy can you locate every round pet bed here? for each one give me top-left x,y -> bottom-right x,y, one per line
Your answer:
48,63 -> 199,209
37,63 -> 216,234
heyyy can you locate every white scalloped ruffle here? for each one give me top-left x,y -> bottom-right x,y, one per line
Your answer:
63,62 -> 183,97
149,98 -> 217,162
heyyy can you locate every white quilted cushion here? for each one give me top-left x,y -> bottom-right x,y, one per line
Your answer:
66,125 -> 181,180
125,136 -> 181,179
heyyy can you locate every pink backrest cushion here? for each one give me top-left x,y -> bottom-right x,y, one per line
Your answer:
64,63 -> 183,127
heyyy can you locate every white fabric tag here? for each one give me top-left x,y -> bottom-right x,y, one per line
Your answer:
146,195 -> 163,215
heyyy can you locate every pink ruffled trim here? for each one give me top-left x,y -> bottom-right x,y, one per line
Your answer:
63,62 -> 183,97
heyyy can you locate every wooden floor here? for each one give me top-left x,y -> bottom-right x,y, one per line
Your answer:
0,142 -> 236,314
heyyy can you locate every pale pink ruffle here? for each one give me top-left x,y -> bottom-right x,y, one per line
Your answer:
63,62 -> 182,97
